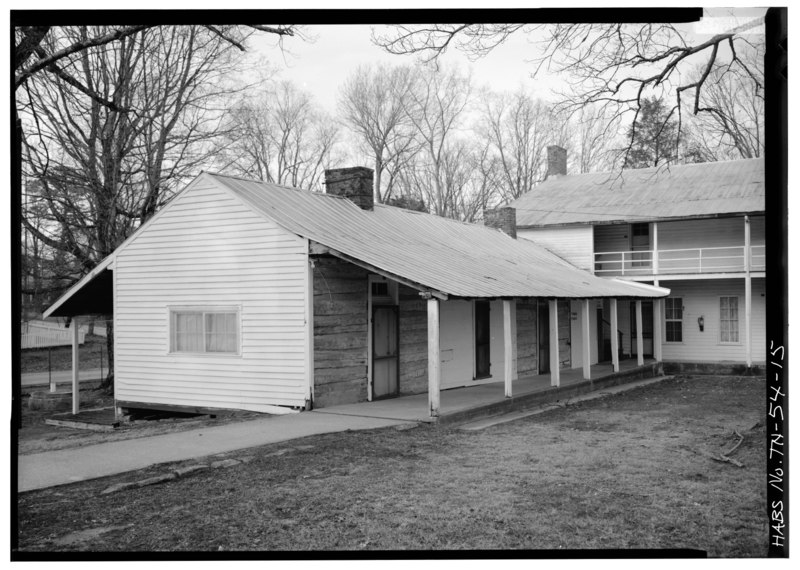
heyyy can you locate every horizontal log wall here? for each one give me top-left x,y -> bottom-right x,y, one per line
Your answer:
312,257 -> 369,407
398,285 -> 428,395
516,301 -> 538,376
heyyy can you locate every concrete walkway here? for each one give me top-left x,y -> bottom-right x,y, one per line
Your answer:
18,411 -> 406,492
21,368 -> 105,388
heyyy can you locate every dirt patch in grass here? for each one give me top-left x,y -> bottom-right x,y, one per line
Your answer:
16,389 -> 265,456
15,375 -> 766,556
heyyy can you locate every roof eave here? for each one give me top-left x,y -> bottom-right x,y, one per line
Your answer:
42,255 -> 115,319
517,210 -> 766,229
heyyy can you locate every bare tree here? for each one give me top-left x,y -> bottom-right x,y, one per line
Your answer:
338,64 -> 420,202
18,25 -> 275,388
221,81 -> 341,192
15,24 -> 296,91
402,65 -> 473,217
683,41 -> 764,160
395,139 -> 493,222
373,17 -> 765,161
566,104 -> 625,173
479,89 -> 555,201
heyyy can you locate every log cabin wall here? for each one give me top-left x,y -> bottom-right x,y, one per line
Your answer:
397,285 -> 428,395
516,300 -> 538,376
311,257 -> 369,407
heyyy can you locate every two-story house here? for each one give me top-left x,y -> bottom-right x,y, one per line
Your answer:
510,147 -> 765,373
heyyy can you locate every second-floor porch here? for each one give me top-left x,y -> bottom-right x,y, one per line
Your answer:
594,245 -> 766,278
593,215 -> 765,280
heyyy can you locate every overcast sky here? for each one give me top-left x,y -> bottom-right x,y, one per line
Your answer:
246,9 -> 768,116
248,24 -> 563,115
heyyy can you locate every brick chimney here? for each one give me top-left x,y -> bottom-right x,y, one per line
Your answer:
546,145 -> 567,178
484,206 -> 517,239
325,167 -> 374,210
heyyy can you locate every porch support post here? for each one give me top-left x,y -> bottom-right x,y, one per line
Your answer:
745,215 -> 752,367
503,299 -> 513,398
582,299 -> 591,380
427,297 -> 441,418
635,300 -> 644,366
549,300 -> 560,387
610,298 -> 620,372
653,298 -> 663,363
71,317 -> 80,415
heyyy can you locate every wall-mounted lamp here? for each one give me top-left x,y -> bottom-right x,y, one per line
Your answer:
698,316 -> 705,332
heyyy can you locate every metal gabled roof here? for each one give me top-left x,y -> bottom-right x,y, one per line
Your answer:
208,173 -> 667,300
510,158 -> 765,227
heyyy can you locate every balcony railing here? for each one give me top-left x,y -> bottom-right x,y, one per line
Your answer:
594,245 -> 766,276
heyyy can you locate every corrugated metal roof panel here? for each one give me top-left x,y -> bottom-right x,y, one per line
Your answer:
510,158 -> 764,227
208,173 -> 667,299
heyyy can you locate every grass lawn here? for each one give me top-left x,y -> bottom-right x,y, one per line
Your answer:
21,335 -> 109,374
15,375 -> 767,555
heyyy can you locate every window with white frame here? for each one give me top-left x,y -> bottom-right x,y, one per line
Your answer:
664,297 -> 683,342
719,296 -> 739,343
170,308 -> 239,354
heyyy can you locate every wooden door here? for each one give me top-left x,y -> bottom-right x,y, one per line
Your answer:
630,301 -> 654,357
538,301 -> 549,374
557,300 -> 571,368
474,301 -> 491,379
631,223 -> 650,268
372,306 -> 399,399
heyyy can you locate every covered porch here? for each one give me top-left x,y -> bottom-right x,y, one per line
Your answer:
315,358 -> 660,424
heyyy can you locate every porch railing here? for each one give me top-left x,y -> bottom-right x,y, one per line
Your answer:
594,245 -> 766,276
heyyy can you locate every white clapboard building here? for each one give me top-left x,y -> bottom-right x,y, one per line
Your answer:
45,167 -> 668,417
511,148 -> 765,374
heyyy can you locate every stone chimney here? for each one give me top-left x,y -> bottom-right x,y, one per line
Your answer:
546,145 -> 567,178
484,206 -> 517,239
325,167 -> 374,210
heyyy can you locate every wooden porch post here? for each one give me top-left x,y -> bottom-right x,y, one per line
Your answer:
635,300 -> 644,366
503,300 -> 513,397
427,297 -> 441,418
745,215 -> 752,367
71,317 -> 80,415
653,298 -> 663,363
610,298 -> 619,372
549,300 -> 560,387
582,299 -> 591,380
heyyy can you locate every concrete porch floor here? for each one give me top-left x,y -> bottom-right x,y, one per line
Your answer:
313,358 -> 660,424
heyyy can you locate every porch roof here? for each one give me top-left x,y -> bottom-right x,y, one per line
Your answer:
42,255 -> 114,318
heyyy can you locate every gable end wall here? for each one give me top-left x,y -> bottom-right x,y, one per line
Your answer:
114,177 -> 309,413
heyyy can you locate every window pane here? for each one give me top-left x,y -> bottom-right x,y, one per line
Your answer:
205,312 -> 237,353
720,297 -> 739,343
175,312 -> 203,352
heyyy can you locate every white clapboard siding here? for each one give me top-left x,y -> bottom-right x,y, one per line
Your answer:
115,176 -> 309,412
657,216 -> 747,250
594,216 -> 762,253
749,215 -> 765,246
593,224 -> 629,254
660,278 -> 766,363
517,226 -> 594,271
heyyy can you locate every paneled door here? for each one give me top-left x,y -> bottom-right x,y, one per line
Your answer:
372,306 -> 399,399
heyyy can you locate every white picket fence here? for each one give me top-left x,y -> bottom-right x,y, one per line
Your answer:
21,320 -> 90,349
21,329 -> 87,349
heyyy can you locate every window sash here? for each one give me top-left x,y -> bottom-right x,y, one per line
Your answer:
172,310 -> 238,354
664,297 -> 682,342
720,297 -> 739,343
